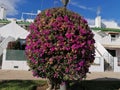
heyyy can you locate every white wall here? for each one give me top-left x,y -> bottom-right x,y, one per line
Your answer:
2,61 -> 29,70
89,57 -> 104,72
1,49 -> 29,70
100,35 -> 111,44
92,31 -> 102,42
114,57 -> 120,72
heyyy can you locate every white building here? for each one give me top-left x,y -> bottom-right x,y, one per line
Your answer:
89,15 -> 120,72
0,6 -> 36,70
0,18 -> 29,70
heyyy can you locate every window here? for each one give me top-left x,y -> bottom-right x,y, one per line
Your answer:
111,34 -> 116,41
107,49 -> 116,57
109,33 -> 119,42
14,66 -> 18,68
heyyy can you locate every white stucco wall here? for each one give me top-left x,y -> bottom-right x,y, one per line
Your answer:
100,35 -> 111,44
2,61 -> 29,70
89,57 -> 104,72
92,31 -> 102,42
1,49 -> 29,70
114,57 -> 120,72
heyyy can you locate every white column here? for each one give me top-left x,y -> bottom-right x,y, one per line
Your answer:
0,6 -> 6,19
95,16 -> 101,28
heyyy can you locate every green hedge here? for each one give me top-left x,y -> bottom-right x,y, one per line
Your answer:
91,27 -> 120,32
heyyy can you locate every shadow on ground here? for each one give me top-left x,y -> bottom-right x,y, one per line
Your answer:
69,77 -> 120,90
0,78 -> 120,90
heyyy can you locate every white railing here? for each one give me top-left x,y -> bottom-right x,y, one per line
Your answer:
111,37 -> 117,42
0,36 -> 15,49
95,42 -> 113,63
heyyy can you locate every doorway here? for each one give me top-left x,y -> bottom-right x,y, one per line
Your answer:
107,49 -> 116,57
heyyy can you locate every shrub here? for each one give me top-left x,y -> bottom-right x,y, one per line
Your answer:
25,7 -> 95,85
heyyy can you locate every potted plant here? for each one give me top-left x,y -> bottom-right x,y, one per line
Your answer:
25,1 -> 95,90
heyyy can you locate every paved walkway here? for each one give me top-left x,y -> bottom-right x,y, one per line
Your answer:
0,70 -> 45,80
86,72 -> 120,80
0,70 -> 120,80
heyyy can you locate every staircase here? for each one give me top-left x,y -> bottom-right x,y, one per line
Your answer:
95,41 -> 114,70
92,30 -> 114,70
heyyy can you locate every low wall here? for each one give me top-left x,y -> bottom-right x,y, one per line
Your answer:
1,49 -> 29,70
2,60 -> 29,70
89,57 -> 104,72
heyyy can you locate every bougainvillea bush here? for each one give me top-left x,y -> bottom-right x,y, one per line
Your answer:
25,7 -> 95,84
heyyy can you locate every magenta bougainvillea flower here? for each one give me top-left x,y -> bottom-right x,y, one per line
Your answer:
25,7 -> 95,84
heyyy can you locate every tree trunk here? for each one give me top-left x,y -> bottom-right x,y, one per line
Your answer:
46,79 -> 67,90
46,79 -> 59,90
46,79 -> 52,90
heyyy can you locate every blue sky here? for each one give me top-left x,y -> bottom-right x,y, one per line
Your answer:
0,0 -> 120,24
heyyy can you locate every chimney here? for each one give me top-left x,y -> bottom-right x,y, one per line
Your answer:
0,6 -> 6,19
37,10 -> 41,14
95,16 -> 101,28
95,7 -> 102,28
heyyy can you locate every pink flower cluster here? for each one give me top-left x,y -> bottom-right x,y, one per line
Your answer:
25,7 -> 95,84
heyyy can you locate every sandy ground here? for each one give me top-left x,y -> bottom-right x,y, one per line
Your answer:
0,70 -> 45,80
86,72 -> 120,80
0,70 -> 120,80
